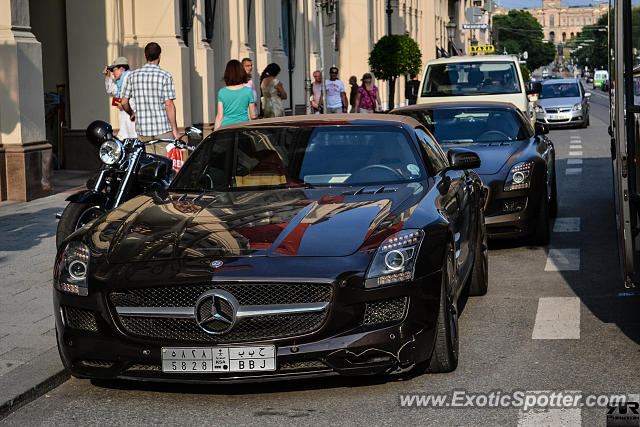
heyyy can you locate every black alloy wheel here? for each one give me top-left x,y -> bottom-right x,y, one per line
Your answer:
530,190 -> 551,246
428,243 -> 459,373
549,167 -> 558,219
469,209 -> 488,296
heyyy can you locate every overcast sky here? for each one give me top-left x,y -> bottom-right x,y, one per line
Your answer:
496,0 -> 607,9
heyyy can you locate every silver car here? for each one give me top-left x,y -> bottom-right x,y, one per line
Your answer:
534,79 -> 591,128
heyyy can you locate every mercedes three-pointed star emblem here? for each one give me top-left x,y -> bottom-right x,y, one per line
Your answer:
194,289 -> 239,335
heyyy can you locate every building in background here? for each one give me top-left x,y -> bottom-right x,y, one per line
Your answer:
1,0 -> 470,201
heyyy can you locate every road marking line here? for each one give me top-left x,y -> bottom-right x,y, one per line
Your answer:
570,136 -> 581,140
567,159 -> 583,165
569,151 -> 583,156
565,168 -> 582,175
544,248 -> 580,271
570,144 -> 582,149
532,297 -> 581,339
553,217 -> 580,232
517,408 -> 581,426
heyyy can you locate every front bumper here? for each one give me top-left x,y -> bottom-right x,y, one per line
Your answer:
536,109 -> 585,127
54,271 -> 442,383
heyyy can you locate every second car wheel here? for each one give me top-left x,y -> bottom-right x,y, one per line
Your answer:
428,243 -> 459,373
469,211 -> 488,296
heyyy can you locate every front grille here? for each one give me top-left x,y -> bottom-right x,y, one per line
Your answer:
279,360 -> 327,371
110,283 -> 333,343
363,298 -> 407,326
64,306 -> 98,332
110,283 -> 332,307
77,360 -> 114,368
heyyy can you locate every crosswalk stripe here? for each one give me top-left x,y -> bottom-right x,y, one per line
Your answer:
553,217 -> 580,232
517,408 -> 581,426
569,151 -> 583,156
570,144 -> 582,149
544,248 -> 580,271
566,168 -> 582,175
532,297 -> 581,339
567,159 -> 583,165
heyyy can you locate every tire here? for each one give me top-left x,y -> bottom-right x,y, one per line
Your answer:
56,202 -> 106,249
549,168 -> 558,219
530,191 -> 550,246
469,210 -> 488,296
428,243 -> 459,373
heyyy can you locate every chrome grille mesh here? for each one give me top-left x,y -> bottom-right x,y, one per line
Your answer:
64,306 -> 99,332
363,298 -> 407,326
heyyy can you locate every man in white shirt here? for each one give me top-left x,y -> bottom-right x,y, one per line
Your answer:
325,67 -> 348,114
103,57 -> 137,138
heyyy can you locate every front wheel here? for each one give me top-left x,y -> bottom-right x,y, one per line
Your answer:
469,210 -> 488,296
56,202 -> 106,249
530,191 -> 550,246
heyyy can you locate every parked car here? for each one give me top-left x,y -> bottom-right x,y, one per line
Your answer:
392,103 -> 557,245
534,78 -> 591,128
416,55 -> 540,125
54,114 -> 488,382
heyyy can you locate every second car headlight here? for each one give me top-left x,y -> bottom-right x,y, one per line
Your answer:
504,161 -> 533,191
99,139 -> 123,165
572,103 -> 582,111
365,229 -> 424,288
54,241 -> 90,296
534,105 -> 544,113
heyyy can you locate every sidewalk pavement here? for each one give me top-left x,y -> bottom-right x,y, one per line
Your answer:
0,170 -> 92,418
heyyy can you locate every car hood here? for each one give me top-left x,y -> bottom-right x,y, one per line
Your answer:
440,140 -> 527,174
537,97 -> 582,109
88,184 -> 428,263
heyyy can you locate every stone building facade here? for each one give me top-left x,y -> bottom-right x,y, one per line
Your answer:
494,0 -> 607,44
0,0 -> 469,201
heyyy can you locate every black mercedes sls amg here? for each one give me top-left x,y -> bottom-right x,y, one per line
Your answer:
54,115 -> 487,383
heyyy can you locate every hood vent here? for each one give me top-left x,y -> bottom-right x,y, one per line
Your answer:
342,186 -> 398,196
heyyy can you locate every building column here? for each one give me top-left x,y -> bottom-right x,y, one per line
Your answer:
189,0 -> 215,130
254,0 -> 272,74
0,0 -> 51,201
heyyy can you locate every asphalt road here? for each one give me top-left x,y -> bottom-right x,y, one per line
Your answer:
3,91 -> 639,426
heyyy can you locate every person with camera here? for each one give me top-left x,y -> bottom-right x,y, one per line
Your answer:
103,57 -> 137,138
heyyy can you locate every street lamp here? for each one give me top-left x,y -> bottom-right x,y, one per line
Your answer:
446,20 -> 457,55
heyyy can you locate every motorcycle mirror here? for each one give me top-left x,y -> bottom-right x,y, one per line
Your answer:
186,126 -> 203,137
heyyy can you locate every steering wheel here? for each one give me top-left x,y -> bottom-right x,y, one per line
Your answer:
477,130 -> 511,142
348,164 -> 404,182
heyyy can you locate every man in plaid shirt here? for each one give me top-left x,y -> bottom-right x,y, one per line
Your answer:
120,42 -> 181,155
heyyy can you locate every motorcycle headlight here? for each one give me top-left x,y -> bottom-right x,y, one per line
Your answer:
534,105 -> 544,113
99,140 -> 123,165
54,241 -> 90,296
504,161 -> 533,191
572,102 -> 582,111
365,229 -> 424,288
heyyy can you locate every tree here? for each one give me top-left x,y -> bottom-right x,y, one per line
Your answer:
568,13 -> 609,69
369,34 -> 422,110
493,10 -> 556,72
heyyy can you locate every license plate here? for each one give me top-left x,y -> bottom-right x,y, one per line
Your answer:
161,346 -> 276,373
549,114 -> 566,120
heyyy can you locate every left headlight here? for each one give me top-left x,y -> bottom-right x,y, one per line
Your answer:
572,102 -> 582,111
54,241 -> 90,296
534,104 -> 544,113
504,161 -> 533,191
365,229 -> 424,288
99,139 -> 123,165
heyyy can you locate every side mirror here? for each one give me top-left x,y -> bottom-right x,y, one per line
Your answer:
584,92 -> 592,98
186,126 -> 203,144
446,148 -> 481,170
138,161 -> 169,184
535,121 -> 549,135
526,81 -> 542,96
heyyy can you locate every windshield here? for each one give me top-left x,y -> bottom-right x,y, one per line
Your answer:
421,61 -> 521,97
171,126 -> 426,191
540,83 -> 580,99
395,107 -> 532,144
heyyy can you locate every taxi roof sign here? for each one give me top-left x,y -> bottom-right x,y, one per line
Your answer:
470,45 -> 495,54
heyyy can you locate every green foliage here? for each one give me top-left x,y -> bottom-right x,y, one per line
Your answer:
369,34 -> 422,81
493,10 -> 556,71
520,64 -> 531,82
570,12 -> 610,69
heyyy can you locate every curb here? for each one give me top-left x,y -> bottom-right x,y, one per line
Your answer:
0,347 -> 70,420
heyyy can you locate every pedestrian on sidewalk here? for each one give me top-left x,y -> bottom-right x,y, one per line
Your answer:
120,42 -> 181,156
406,74 -> 420,105
348,75 -> 358,113
242,57 -> 259,116
353,73 -> 382,113
214,59 -> 258,131
311,70 -> 323,114
104,57 -> 137,139
325,67 -> 348,114
260,63 -> 287,118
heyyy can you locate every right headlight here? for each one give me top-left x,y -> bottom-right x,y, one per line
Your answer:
54,241 -> 90,296
504,161 -> 533,191
365,229 -> 424,288
534,105 -> 544,113
99,139 -> 123,165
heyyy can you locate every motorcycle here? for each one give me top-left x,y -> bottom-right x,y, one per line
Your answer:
55,120 -> 202,248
